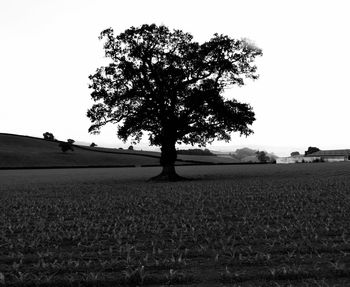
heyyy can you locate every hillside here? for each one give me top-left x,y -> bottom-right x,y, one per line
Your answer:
0,133 -> 239,169
80,145 -> 239,164
0,134 -> 165,168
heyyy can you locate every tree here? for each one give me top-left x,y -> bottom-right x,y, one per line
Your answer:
128,145 -> 134,150
90,142 -> 97,147
67,139 -> 75,144
256,151 -> 270,163
43,132 -> 55,141
290,151 -> 300,157
305,146 -> 320,156
87,24 -> 262,180
234,147 -> 257,161
58,141 -> 74,153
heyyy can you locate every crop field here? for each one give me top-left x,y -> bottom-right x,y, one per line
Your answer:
1,163 -> 350,286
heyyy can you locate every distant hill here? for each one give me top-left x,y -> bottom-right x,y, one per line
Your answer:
0,133 -> 163,168
212,147 -> 277,163
74,145 -> 238,164
0,133 -> 239,169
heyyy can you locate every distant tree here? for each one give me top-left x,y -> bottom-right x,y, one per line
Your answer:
90,142 -> 97,147
290,151 -> 300,157
128,145 -> 134,150
305,146 -> 320,156
67,139 -> 75,144
256,151 -> 270,163
43,132 -> 55,141
58,141 -> 74,153
234,148 -> 258,161
87,24 -> 262,180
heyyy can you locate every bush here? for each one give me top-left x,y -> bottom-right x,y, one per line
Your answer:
58,141 -> 74,153
256,151 -> 270,163
90,142 -> 97,147
43,132 -> 55,141
128,145 -> 134,150
67,139 -> 75,144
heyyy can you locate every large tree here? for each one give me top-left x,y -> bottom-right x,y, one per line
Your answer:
87,24 -> 262,180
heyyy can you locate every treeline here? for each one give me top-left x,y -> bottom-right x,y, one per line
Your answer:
229,147 -> 277,163
177,149 -> 215,156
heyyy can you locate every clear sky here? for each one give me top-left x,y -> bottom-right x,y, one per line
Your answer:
1,0 -> 349,156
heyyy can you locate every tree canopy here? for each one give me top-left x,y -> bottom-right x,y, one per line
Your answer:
58,141 -> 74,153
305,146 -> 320,156
43,132 -> 55,141
87,24 -> 262,180
256,150 -> 270,163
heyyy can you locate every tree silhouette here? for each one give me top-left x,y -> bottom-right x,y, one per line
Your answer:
43,132 -> 55,141
305,146 -> 320,156
256,150 -> 269,163
87,24 -> 262,180
58,141 -> 74,153
290,151 -> 300,157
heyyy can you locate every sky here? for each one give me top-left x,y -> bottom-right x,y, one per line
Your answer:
1,0 -> 350,156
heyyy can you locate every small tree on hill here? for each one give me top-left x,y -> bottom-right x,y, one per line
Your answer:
67,139 -> 75,144
58,141 -> 74,153
128,145 -> 134,150
90,142 -> 97,147
87,24 -> 262,180
43,132 -> 55,141
291,151 -> 300,157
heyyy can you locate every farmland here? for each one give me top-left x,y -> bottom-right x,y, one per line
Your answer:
0,134 -> 238,169
1,163 -> 350,286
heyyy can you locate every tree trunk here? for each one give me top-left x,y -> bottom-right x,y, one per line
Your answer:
149,141 -> 185,181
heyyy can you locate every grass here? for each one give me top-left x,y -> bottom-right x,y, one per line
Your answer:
0,133 -> 159,168
1,163 -> 350,286
0,133 -> 238,169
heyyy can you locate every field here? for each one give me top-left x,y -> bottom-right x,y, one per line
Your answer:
0,134 -> 160,168
0,134 -> 238,168
1,163 -> 350,286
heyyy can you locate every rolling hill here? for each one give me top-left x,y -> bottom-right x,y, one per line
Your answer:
0,133 -> 238,169
0,133 -> 162,168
